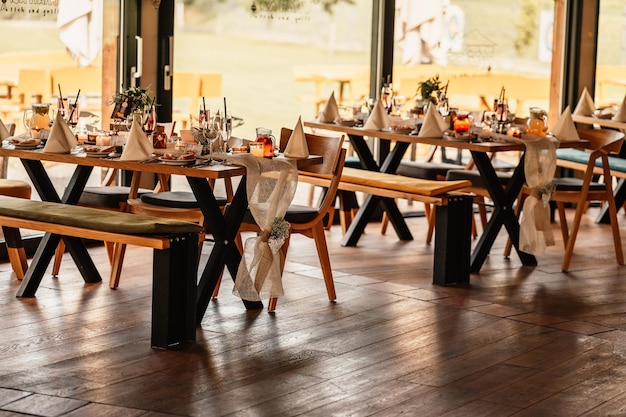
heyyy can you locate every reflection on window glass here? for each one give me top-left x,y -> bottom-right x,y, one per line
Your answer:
393,0 -> 554,119
173,0 -> 372,139
596,1 -> 626,113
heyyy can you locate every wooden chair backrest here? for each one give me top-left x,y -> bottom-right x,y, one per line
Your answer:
279,128 -> 343,176
173,72 -> 202,117
279,127 -> 345,218
199,73 -> 223,98
15,68 -> 52,105
577,128 -> 625,155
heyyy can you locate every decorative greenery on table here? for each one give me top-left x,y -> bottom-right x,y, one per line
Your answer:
417,74 -> 444,103
109,86 -> 154,120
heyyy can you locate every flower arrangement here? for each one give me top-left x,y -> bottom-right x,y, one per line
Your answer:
417,74 -> 444,102
268,217 -> 291,253
110,86 -> 154,120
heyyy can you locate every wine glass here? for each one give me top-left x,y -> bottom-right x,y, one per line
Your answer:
392,95 -> 406,117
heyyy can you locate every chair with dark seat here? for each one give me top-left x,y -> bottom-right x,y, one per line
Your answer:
236,127 -> 346,311
109,174 -> 231,289
505,128 -> 625,271
0,122 -> 33,279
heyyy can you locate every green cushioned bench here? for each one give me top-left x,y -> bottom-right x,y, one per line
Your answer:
0,196 -> 202,349
557,148 -> 626,178
296,167 -> 474,286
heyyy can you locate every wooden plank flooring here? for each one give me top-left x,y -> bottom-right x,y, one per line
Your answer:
1,205 -> 626,416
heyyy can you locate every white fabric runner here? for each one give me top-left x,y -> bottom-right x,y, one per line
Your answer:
508,136 -> 557,256
228,154 -> 298,301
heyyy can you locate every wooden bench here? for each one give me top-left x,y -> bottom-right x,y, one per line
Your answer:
296,167 -> 474,286
0,196 -> 203,349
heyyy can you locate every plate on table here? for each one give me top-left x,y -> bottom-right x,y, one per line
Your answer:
443,132 -> 476,142
334,118 -> 359,127
10,139 -> 42,149
389,127 -> 415,135
158,156 -> 196,165
81,146 -> 115,157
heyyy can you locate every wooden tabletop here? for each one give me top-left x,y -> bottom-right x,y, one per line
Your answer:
0,147 -> 247,180
572,114 -> 626,131
304,120 -> 586,152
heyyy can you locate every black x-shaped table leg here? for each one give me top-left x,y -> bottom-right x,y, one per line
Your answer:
188,176 -> 263,324
469,151 -> 537,272
17,160 -> 101,297
341,133 -> 412,247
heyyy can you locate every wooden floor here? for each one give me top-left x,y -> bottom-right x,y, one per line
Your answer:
1,205 -> 626,416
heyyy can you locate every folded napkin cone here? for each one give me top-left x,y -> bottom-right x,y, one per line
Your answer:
363,99 -> 390,130
612,94 -> 626,122
43,111 -> 78,153
550,106 -> 579,142
0,119 -> 10,141
418,104 -> 448,137
120,114 -> 154,161
318,91 -> 340,123
573,87 -> 595,116
284,116 -> 309,159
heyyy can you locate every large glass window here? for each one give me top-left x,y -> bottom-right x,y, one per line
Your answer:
393,0 -> 554,119
0,2 -> 104,193
172,0 -> 372,140
596,1 -> 626,111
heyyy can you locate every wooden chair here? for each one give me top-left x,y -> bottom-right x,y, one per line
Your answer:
109,173 -> 232,289
0,122 -> 32,278
237,128 -> 346,311
505,128 -> 625,271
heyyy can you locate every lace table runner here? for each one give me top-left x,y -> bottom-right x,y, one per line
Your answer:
227,154 -> 298,301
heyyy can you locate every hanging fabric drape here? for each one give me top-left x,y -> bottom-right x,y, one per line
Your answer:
229,154 -> 298,301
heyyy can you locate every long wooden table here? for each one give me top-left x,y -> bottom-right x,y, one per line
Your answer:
305,121 -> 584,273
0,147 -> 257,323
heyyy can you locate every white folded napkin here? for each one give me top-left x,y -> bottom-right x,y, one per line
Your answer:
573,87 -> 595,116
318,91 -> 340,123
0,119 -> 10,141
363,99 -> 390,130
120,115 -> 154,161
284,116 -> 309,159
43,111 -> 78,153
550,106 -> 579,142
612,94 -> 626,122
418,104 -> 448,137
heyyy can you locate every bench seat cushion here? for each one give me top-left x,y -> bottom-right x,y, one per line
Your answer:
0,196 -> 202,235
140,191 -> 227,209
340,167 -> 472,196
556,148 -> 626,173
445,169 -> 513,189
396,160 -> 464,180
79,186 -> 153,209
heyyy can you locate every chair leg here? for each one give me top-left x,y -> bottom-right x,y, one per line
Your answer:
311,222 -> 336,301
109,243 -> 127,289
504,193 -> 526,257
105,241 -> 115,265
606,188 -> 625,266
381,212 -> 389,235
556,202 -> 570,247
561,201 -> 584,272
426,204 -> 435,244
51,241 -> 65,277
2,226 -> 28,280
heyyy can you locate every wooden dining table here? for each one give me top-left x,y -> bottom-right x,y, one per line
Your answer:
0,146 -> 262,324
304,120 -> 586,273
